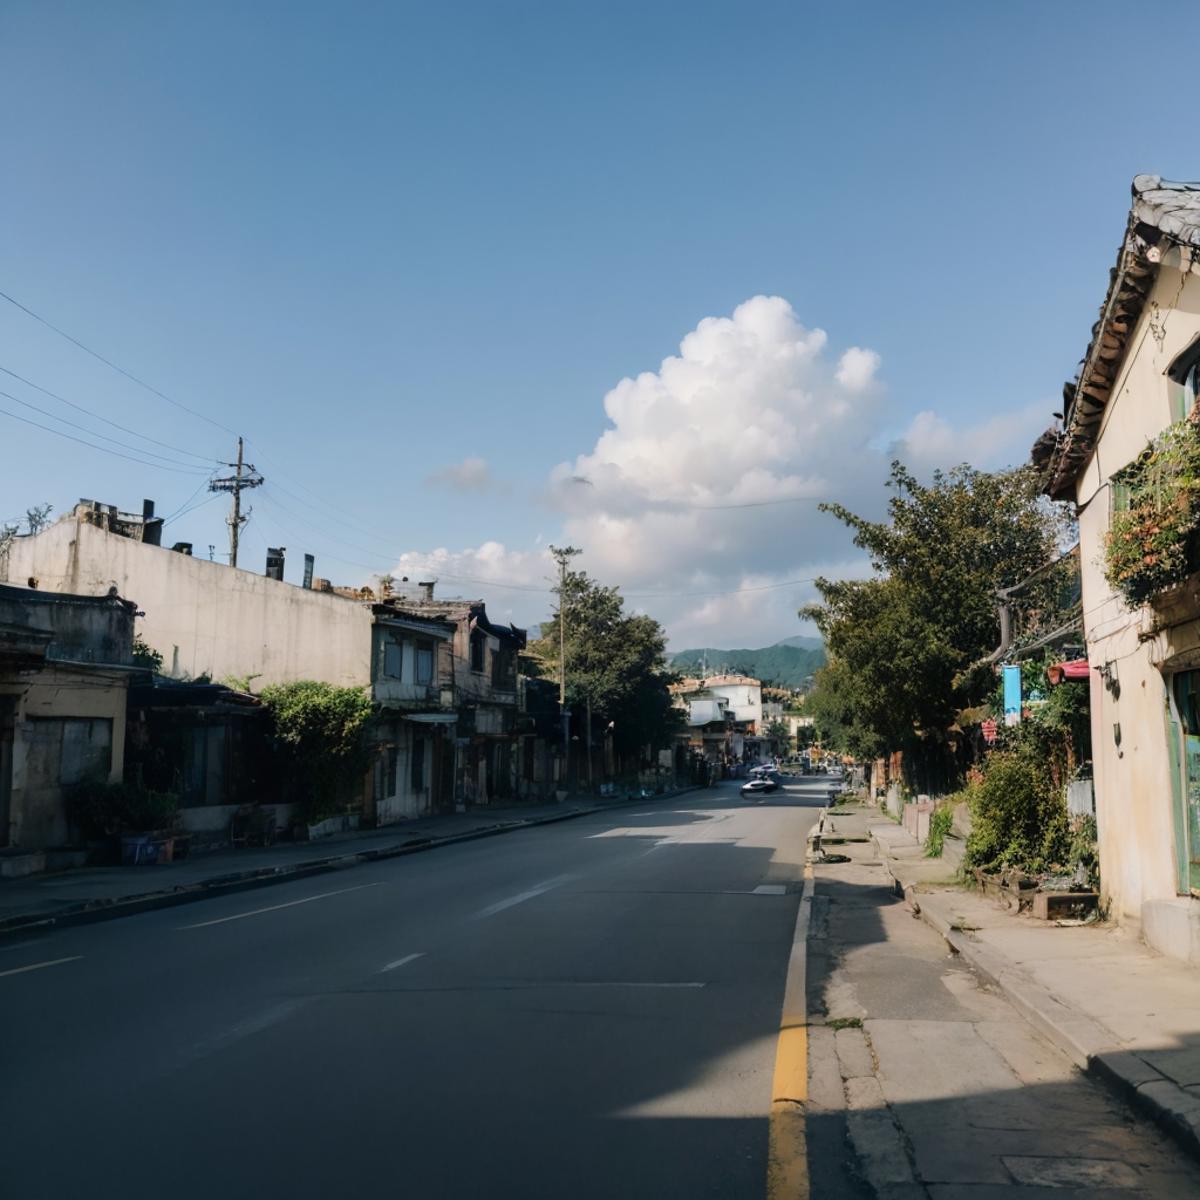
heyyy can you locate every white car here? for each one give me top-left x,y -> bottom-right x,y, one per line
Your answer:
741,777 -> 777,795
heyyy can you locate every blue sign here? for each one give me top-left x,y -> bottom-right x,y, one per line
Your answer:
1002,664 -> 1022,726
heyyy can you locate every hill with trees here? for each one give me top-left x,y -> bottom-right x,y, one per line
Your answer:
669,639 -> 826,688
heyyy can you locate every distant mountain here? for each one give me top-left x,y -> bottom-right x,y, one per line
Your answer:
774,635 -> 824,651
669,638 -> 826,689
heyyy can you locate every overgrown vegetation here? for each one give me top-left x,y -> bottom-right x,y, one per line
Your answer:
802,461 -> 1072,792
259,681 -> 374,822
960,748 -> 1070,873
1105,416 -> 1200,605
68,780 -> 179,838
925,805 -> 954,858
131,635 -> 163,673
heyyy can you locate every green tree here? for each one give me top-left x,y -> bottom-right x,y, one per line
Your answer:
533,570 -> 680,761
804,461 -> 1069,788
260,681 -> 373,821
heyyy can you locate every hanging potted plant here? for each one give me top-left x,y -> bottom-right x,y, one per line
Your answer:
1104,416 -> 1200,607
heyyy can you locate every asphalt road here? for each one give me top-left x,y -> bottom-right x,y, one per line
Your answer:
1,777 -> 828,1200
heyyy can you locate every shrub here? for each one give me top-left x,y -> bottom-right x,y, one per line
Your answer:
260,681 -> 373,822
1104,417 -> 1200,605
68,781 -> 179,838
131,635 -> 163,673
925,805 -> 955,858
964,747 -> 1070,873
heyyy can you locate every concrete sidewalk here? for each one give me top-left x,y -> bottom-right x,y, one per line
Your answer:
0,789 -> 699,935
828,801 -> 1200,1161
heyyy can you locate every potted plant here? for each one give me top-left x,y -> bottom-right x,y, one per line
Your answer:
117,785 -> 180,864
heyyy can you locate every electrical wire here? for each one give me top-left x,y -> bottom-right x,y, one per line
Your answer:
0,386 -> 211,472
0,287 -> 239,436
0,400 -> 213,475
0,363 -> 220,465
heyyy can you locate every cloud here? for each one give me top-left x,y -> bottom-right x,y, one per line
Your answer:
426,456 -> 496,492
890,402 -> 1049,474
394,296 -> 893,645
835,346 -> 881,393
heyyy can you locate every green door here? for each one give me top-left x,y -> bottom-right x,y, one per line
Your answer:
1170,670 -> 1200,894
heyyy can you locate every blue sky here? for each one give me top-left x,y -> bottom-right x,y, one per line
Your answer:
1,1 -> 1195,646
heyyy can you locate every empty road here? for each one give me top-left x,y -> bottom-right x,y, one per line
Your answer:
2,779 -> 825,1200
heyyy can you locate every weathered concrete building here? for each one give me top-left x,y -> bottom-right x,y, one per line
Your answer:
385,594 -> 526,807
0,503 -> 500,824
2,501 -> 372,687
0,583 -> 135,855
1037,176 -> 1200,961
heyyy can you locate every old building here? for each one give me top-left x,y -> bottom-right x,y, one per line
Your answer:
386,590 -> 526,807
0,583 -> 135,854
1037,175 -> 1200,961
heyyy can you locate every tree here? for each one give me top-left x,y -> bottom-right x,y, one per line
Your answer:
532,570 -> 681,761
804,461 -> 1070,788
259,681 -> 373,820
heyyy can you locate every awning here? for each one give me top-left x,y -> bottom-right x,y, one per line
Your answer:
403,713 -> 458,725
1046,659 -> 1090,685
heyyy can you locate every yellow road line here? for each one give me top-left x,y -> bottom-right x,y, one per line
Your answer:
767,864 -> 814,1199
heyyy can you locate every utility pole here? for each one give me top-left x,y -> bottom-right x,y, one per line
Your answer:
208,436 -> 263,568
549,544 -> 581,788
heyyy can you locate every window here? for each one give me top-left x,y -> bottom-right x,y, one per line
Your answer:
1168,337 -> 1200,422
492,646 -> 515,689
415,645 -> 434,685
383,640 -> 403,680
411,736 -> 425,791
1111,479 -> 1131,516
470,630 -> 486,673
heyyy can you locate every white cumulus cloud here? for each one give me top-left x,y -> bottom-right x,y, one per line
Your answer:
397,296 -> 899,645
835,346 -> 881,393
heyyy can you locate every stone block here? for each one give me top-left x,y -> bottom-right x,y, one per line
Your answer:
1031,891 -> 1099,920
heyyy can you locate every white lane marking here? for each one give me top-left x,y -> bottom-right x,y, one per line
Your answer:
555,981 -> 705,989
474,874 -> 573,918
0,955 -> 82,979
380,952 -> 425,974
182,998 -> 311,1066
180,882 -> 386,929
754,884 -> 788,895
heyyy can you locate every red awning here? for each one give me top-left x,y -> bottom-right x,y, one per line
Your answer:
1046,659 -> 1090,685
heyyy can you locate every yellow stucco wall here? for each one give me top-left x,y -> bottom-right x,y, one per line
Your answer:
1076,252 -> 1200,925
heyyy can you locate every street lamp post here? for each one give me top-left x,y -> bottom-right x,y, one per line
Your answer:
549,544 -> 581,790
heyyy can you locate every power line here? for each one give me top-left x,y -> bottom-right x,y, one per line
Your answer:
0,287 -> 239,436
0,363 -> 220,465
0,399 -> 213,475
0,386 -> 212,472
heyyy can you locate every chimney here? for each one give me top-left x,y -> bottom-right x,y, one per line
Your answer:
265,547 -> 286,582
302,554 -> 315,589
141,498 -> 163,547
418,580 -> 435,602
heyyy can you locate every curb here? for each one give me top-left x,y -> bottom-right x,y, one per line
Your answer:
0,786 -> 702,938
869,834 -> 1200,1164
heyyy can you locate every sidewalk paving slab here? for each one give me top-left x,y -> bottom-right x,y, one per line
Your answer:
0,788 -> 699,936
827,802 -> 1200,1163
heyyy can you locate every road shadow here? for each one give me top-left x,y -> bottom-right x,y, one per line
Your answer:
805,865 -> 1200,1196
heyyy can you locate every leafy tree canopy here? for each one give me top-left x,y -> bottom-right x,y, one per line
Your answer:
803,461 -> 1070,780
532,569 -> 681,756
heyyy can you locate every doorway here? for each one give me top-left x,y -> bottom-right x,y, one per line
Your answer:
1168,670 -> 1200,895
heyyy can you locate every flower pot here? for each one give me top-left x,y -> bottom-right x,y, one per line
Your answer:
120,833 -> 175,865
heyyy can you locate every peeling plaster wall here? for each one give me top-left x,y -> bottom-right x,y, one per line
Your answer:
4,518 -> 373,687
